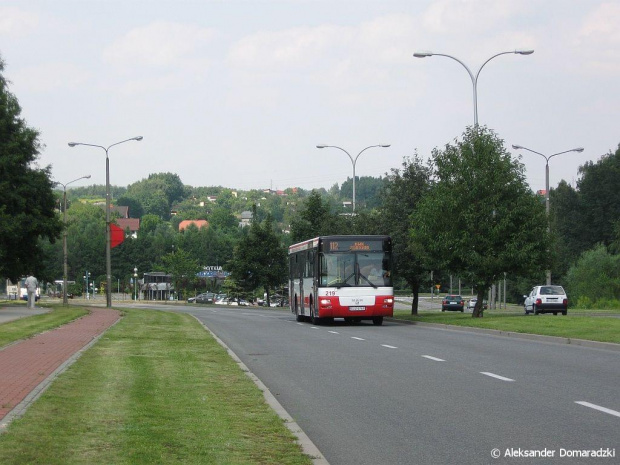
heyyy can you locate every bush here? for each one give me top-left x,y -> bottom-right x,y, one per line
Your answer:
565,244 -> 620,304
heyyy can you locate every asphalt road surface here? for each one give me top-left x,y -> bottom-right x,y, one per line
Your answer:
153,304 -> 619,464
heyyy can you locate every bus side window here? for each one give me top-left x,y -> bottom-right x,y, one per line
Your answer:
306,251 -> 313,278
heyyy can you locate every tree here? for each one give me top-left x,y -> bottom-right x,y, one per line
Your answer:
162,248 -> 200,299
576,145 -> 620,248
115,195 -> 144,218
379,155 -> 432,314
549,180 -> 587,282
228,215 -> 287,305
290,190 -> 351,242
411,127 -> 549,317
0,56 -> 62,281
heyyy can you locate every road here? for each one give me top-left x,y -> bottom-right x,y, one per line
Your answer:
150,304 -> 619,464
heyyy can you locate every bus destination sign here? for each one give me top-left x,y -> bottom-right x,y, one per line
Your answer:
325,239 -> 384,252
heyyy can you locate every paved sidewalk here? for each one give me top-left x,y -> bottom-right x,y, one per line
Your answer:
0,308 -> 121,426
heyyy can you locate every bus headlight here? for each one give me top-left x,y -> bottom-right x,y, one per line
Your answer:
320,299 -> 331,306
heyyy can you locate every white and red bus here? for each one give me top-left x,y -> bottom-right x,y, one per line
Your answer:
289,235 -> 393,325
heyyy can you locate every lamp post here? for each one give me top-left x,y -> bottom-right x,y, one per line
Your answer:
413,49 -> 534,126
54,175 -> 91,305
68,137 -> 143,307
134,267 -> 138,301
316,144 -> 390,211
512,144 -> 584,285
84,271 -> 90,300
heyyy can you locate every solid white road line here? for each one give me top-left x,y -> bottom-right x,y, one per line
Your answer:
351,337 -> 365,341
381,344 -> 397,349
575,401 -> 620,418
422,355 -> 445,362
480,372 -> 515,382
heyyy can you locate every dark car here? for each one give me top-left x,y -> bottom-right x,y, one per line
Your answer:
441,294 -> 464,312
188,292 -> 215,304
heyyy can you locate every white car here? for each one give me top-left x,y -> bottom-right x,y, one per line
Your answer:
466,298 -> 487,312
523,285 -> 568,315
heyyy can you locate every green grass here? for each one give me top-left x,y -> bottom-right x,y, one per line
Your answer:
0,306 -> 88,347
393,309 -> 620,344
0,309 -> 312,465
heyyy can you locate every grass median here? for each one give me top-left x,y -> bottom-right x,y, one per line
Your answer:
0,305 -> 88,347
0,308 -> 312,465
393,308 -> 620,344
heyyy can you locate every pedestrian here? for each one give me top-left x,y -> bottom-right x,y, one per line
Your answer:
25,274 -> 38,309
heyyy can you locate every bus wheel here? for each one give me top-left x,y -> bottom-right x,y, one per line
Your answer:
372,316 -> 384,326
310,302 -> 320,325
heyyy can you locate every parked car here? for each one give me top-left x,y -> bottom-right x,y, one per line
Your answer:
466,298 -> 488,312
441,295 -> 464,312
188,292 -> 215,304
523,285 -> 568,315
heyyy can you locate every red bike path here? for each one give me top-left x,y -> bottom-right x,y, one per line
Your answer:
0,307 -> 121,427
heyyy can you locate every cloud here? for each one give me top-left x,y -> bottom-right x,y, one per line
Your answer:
227,24 -> 346,71
422,0 -> 523,35
0,6 -> 39,36
103,21 -> 217,68
11,62 -> 91,92
226,13 -> 423,110
579,2 -> 620,42
576,2 -> 620,74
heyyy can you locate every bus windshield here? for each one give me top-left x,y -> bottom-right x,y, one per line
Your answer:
320,251 -> 391,288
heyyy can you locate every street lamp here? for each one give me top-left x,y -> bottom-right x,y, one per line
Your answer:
68,137 -> 143,307
316,144 -> 390,211
134,267 -> 138,301
54,175 -> 91,305
84,271 -> 90,300
413,49 -> 534,126
512,144 -> 584,284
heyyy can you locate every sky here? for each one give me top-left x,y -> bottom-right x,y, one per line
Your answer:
1,0 -> 618,193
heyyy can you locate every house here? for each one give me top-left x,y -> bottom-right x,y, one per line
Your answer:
178,219 -> 209,231
115,218 -> 140,238
239,211 -> 253,228
110,205 -> 129,218
140,272 -> 173,300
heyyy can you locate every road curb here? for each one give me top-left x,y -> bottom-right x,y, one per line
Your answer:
388,318 -> 620,352
191,315 -> 330,465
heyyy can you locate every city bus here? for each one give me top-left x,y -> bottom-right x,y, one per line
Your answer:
289,235 -> 393,325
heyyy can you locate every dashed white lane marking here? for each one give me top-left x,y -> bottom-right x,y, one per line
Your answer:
310,326 -> 320,329
480,372 -> 515,382
328,331 -> 340,334
351,337 -> 365,341
381,344 -> 397,349
422,355 -> 445,362
575,401 -> 620,418
296,323 -> 304,326
242,313 -> 253,316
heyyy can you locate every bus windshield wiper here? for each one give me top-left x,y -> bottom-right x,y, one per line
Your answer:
359,272 -> 378,288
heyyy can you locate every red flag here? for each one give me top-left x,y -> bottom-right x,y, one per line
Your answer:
110,223 -> 125,248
